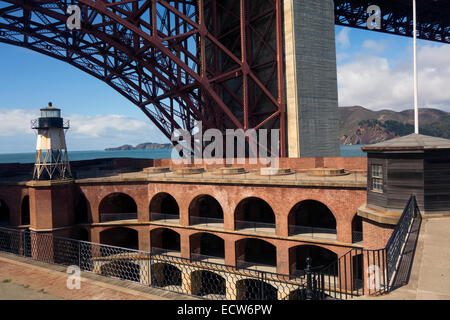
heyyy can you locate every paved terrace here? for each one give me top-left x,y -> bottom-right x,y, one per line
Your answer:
361,217 -> 450,300
73,167 -> 367,189
0,251 -> 197,300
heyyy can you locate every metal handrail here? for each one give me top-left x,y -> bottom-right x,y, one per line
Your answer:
99,212 -> 137,222
189,216 -> 224,226
288,225 -> 337,239
235,220 -> 276,232
150,212 -> 180,222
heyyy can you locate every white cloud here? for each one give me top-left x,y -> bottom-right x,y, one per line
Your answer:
336,28 -> 350,49
0,110 -> 166,152
362,39 -> 387,54
0,109 -> 38,136
337,44 -> 450,111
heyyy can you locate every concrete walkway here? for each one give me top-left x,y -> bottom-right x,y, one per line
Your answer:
368,217 -> 450,300
0,252 -> 197,300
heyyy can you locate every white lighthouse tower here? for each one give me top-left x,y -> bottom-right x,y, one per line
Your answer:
31,102 -> 72,180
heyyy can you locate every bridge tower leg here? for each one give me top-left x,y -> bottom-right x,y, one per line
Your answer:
284,0 -> 340,158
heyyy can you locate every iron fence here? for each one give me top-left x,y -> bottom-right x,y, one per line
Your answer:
288,225 -> 337,240
150,212 -> 180,223
100,212 -> 138,222
0,226 -> 319,300
314,195 -> 421,298
235,220 -> 276,234
189,216 -> 224,227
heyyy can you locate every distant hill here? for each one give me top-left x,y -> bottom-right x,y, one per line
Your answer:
105,142 -> 172,151
340,106 -> 450,145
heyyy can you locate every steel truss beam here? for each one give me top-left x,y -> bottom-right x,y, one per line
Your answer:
335,0 -> 450,44
0,0 -> 286,156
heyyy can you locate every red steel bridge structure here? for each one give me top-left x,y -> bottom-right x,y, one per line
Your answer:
0,0 -> 449,157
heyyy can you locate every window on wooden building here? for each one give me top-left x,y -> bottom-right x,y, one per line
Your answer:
371,164 -> 383,192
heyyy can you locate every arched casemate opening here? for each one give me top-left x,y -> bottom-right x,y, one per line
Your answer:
234,198 -> 275,234
149,193 -> 179,223
151,228 -> 180,255
352,214 -> 363,243
99,193 -> 137,222
190,233 -> 225,263
151,263 -> 182,288
189,195 -> 224,227
99,227 -> 138,250
236,238 -> 276,270
236,279 -> 277,300
74,193 -> 89,224
289,245 -> 338,277
0,199 -> 10,226
288,200 -> 337,240
191,270 -> 226,298
21,196 -> 30,225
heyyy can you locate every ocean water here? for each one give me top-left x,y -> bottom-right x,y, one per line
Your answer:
0,145 -> 366,164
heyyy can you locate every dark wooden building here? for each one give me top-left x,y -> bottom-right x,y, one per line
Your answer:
361,134 -> 450,218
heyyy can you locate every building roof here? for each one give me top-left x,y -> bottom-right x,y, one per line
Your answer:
362,133 -> 450,151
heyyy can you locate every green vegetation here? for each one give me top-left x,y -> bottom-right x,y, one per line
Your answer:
2,279 -> 12,283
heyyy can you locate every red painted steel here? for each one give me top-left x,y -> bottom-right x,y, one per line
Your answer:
0,0 -> 286,155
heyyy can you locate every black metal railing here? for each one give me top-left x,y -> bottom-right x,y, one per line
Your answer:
288,225 -> 337,240
100,212 -> 137,222
190,253 -> 225,263
235,220 -> 276,233
150,212 -> 180,223
0,226 -> 321,300
189,216 -> 224,227
313,195 -> 421,299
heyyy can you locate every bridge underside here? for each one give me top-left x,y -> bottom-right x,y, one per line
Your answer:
0,0 -> 448,158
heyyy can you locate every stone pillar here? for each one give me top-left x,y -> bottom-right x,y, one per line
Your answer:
276,244 -> 290,275
180,232 -> 190,260
138,228 -> 150,252
337,219 -> 352,243
181,267 -> 192,294
224,238 -> 236,267
284,0 -> 340,157
276,214 -> 289,237
225,277 -> 237,300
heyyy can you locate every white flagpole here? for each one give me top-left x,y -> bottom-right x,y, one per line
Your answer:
413,0 -> 419,134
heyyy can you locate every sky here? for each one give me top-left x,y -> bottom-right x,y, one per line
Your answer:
0,24 -> 449,154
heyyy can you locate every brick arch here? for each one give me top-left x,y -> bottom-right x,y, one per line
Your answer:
287,199 -> 337,237
150,227 -> 180,253
288,244 -> 339,276
99,226 -> 139,250
188,194 -> 224,224
149,192 -> 180,221
80,184 -> 147,223
189,232 -> 225,260
235,236 -> 277,268
233,196 -> 276,229
98,192 -> 138,222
